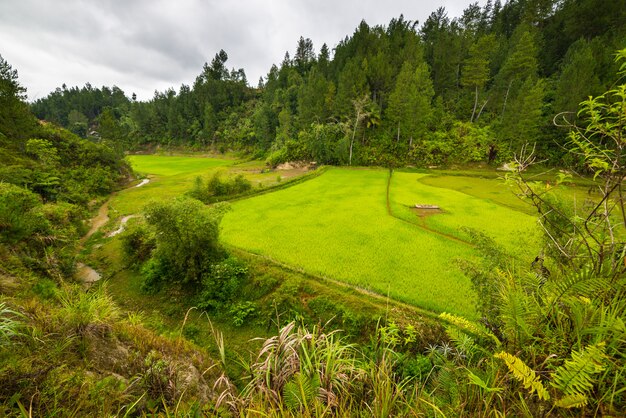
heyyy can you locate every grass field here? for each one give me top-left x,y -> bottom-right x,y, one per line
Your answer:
106,155 -> 234,215
109,155 -> 308,216
128,154 -> 233,176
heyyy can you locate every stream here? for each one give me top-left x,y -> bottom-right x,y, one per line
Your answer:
135,178 -> 150,187
107,215 -> 139,237
75,179 -> 144,287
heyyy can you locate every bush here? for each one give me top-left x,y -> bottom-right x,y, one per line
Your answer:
197,257 -> 248,310
229,301 -> 256,327
143,198 -> 229,285
265,148 -> 289,168
32,278 -> 58,300
120,221 -> 155,267
0,183 -> 47,244
188,171 -> 252,202
400,354 -> 432,381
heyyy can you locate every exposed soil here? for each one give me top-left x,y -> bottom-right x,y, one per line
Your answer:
81,202 -> 109,244
75,262 -> 102,288
275,161 -> 314,170
77,179 -> 143,286
275,167 -> 311,180
410,207 -> 444,218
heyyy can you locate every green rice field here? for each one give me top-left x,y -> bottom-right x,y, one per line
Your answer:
221,168 -> 484,317
111,156 -> 564,318
107,155 -> 234,215
389,172 -> 540,257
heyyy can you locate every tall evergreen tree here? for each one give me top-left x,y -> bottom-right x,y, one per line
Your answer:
0,54 -> 35,140
386,61 -> 434,148
461,34 -> 497,121
554,38 -> 602,120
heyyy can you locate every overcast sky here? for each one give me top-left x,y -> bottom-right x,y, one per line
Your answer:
0,0 -> 483,101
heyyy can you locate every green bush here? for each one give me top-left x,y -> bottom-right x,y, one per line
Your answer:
188,171 -> 252,202
229,301 -> 256,326
32,278 -> 58,300
265,148 -> 289,168
143,198 -> 229,285
120,221 -> 155,267
197,257 -> 248,310
400,354 -> 433,381
0,183 -> 47,244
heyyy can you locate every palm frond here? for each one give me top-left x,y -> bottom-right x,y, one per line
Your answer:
283,372 -> 321,412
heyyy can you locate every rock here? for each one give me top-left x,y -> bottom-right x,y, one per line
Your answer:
497,163 -> 515,172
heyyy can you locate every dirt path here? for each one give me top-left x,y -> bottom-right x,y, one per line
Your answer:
76,179 -> 144,286
81,202 -> 109,245
75,262 -> 102,287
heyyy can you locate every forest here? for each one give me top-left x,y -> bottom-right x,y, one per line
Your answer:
1,0 -> 626,416
31,0 -> 626,168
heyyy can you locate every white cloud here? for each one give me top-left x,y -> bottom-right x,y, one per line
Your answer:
0,0 -> 483,101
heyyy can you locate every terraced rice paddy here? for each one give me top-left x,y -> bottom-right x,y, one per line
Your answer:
114,156 -> 554,319
222,168 -> 488,318
109,155 -> 233,215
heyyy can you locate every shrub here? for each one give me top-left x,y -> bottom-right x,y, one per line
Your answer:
0,183 -> 46,244
229,301 -> 256,327
197,257 -> 248,310
143,198 -> 229,285
32,279 -> 58,300
120,221 -> 155,267
188,171 -> 252,202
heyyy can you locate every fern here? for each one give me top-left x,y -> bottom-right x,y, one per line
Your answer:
494,352 -> 550,400
467,370 -> 503,393
551,342 -> 606,399
283,372 -> 320,412
554,393 -> 588,408
440,312 -> 501,346
550,267 -> 609,303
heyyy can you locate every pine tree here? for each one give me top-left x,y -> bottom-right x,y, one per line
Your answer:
461,34 -> 497,122
0,55 -> 35,140
554,38 -> 602,121
386,61 -> 434,149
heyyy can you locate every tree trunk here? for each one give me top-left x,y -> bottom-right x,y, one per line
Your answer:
501,79 -> 513,120
349,109 -> 360,166
396,121 -> 400,142
471,85 -> 479,122
476,97 -> 489,121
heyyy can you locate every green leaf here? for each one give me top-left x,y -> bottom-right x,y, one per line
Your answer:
551,342 -> 606,397
494,351 -> 550,400
467,370 -> 503,393
554,393 -> 588,409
